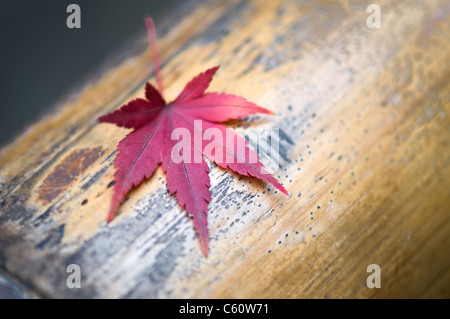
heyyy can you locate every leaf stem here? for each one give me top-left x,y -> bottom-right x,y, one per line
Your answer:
145,17 -> 164,98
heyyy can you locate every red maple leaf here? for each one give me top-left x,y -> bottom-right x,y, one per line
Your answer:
99,17 -> 288,256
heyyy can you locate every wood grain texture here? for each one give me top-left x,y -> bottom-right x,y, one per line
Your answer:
1,0 -> 450,298
0,270 -> 40,299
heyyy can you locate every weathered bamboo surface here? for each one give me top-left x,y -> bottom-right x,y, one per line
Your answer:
1,0 -> 450,298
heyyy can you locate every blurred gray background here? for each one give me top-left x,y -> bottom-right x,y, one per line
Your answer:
0,0 -> 178,146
